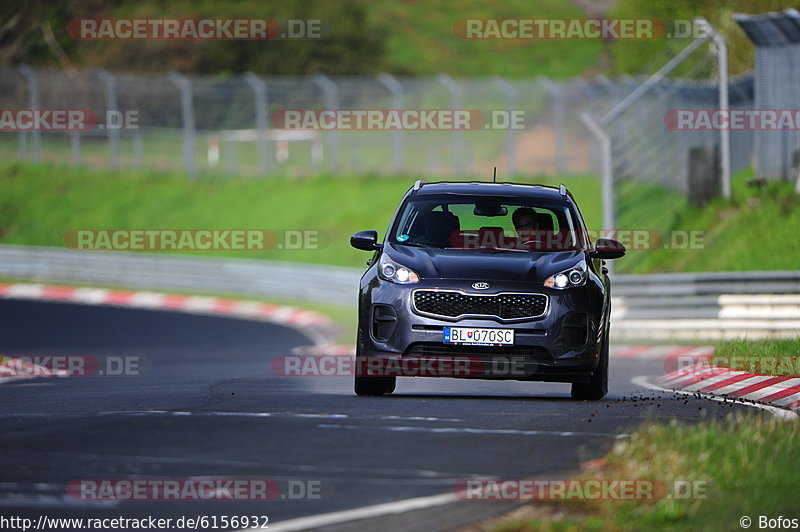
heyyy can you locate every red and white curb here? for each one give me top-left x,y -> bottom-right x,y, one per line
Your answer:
655,364 -> 800,413
0,282 -> 339,351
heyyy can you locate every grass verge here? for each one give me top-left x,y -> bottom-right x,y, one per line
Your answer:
623,168 -> 800,273
490,414 -> 799,532
0,162 -> 677,272
712,338 -> 800,378
2,162 -> 799,275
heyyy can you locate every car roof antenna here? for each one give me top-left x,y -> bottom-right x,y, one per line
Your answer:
493,167 -> 497,183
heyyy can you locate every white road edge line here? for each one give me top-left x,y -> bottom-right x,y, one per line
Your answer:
245,492 -> 458,532
631,376 -> 798,420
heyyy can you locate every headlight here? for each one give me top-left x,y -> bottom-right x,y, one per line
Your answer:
379,254 -> 419,284
544,260 -> 587,289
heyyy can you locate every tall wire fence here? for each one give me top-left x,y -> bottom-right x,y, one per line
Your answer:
1,65 -> 744,187
6,14 -> 800,243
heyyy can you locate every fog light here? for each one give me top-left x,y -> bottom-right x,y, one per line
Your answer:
395,268 -> 410,282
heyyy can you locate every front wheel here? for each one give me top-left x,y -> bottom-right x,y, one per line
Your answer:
353,330 -> 396,396
354,374 -> 396,396
571,329 -> 609,401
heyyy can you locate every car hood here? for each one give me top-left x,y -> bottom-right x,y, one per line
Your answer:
386,243 -> 585,283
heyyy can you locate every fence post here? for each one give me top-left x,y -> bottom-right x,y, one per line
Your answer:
17,65 -> 40,163
314,73 -> 340,172
96,68 -> 120,169
245,72 -> 270,176
436,74 -> 465,175
540,77 -> 566,175
377,73 -> 405,174
168,72 -> 197,181
601,36 -> 708,126
702,20 -> 731,199
581,112 -> 615,273
132,134 -> 142,168
492,76 -> 518,176
70,133 -> 80,165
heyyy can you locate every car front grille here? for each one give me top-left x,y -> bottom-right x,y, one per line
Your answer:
412,290 -> 547,320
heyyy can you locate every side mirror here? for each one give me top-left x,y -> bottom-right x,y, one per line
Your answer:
350,230 -> 382,251
590,238 -> 626,260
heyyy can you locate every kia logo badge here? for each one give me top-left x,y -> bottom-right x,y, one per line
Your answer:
472,282 -> 490,290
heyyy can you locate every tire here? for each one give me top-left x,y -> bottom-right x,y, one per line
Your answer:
571,328 -> 609,401
354,374 -> 396,396
353,330 -> 396,396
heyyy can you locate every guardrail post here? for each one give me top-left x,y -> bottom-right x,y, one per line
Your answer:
245,72 -> 270,176
168,72 -> 197,181
377,73 -> 405,174
17,65 -> 40,163
540,77 -> 566,175
314,74 -> 340,172
96,68 -> 121,169
436,74 -> 466,176
493,75 -> 518,176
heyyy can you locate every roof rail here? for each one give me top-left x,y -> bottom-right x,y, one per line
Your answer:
559,183 -> 568,197
413,179 -> 427,191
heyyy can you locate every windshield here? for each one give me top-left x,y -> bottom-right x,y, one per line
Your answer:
391,195 -> 586,252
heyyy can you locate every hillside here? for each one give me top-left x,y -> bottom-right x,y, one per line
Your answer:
2,0 -> 788,78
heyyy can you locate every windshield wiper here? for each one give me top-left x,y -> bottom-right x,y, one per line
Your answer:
480,246 -> 527,253
394,241 -> 447,249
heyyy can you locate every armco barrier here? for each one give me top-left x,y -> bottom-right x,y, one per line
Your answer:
0,244 -> 798,340
0,244 -> 359,306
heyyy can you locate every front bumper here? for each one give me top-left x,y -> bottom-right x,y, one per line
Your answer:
358,276 -> 608,383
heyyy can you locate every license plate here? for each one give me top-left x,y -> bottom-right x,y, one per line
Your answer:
443,327 -> 514,345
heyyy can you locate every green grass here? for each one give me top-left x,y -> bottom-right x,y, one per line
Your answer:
713,338 -> 800,377
370,0 -> 603,78
1,162 -> 798,275
622,168 -> 800,274
495,414 -> 800,532
0,162 -> 622,268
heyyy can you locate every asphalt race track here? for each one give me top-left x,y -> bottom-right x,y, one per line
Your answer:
0,299 -> 764,532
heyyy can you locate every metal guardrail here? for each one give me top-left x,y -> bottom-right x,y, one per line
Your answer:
613,270 -> 800,296
0,244 -> 360,306
0,244 -> 798,339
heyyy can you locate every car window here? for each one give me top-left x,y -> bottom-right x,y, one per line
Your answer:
392,195 -> 582,251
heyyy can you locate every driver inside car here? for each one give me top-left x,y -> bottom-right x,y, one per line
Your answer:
512,207 -> 540,242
